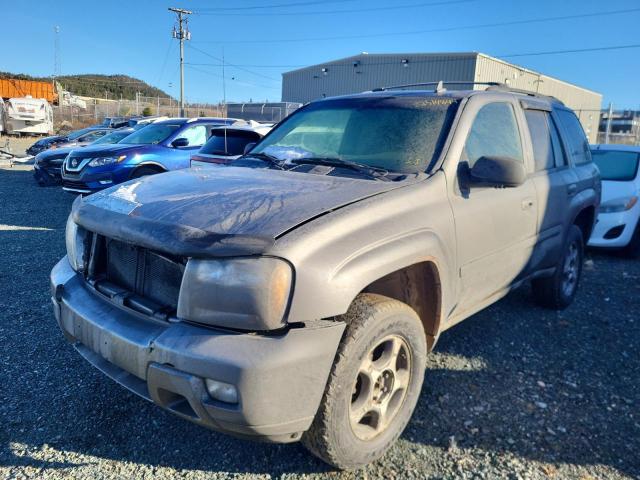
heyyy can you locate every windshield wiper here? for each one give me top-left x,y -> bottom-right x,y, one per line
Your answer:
290,157 -> 389,179
241,152 -> 286,170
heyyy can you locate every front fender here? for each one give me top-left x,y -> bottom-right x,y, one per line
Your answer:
270,173 -> 456,326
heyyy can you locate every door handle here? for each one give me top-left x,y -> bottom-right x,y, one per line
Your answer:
568,184 -> 578,196
521,198 -> 534,210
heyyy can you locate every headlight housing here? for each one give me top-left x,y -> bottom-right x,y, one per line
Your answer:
88,155 -> 126,167
65,215 -> 87,271
177,257 -> 293,331
598,196 -> 638,214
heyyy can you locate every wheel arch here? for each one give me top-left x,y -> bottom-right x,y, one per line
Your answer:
360,261 -> 443,351
573,205 -> 596,242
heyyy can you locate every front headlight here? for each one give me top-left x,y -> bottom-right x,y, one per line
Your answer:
88,155 -> 126,167
178,257 -> 293,331
598,196 -> 638,214
65,215 -> 87,271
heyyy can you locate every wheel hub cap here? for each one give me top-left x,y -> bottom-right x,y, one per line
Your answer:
349,335 -> 411,441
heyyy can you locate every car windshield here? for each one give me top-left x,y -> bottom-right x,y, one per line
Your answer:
67,127 -> 96,140
119,123 -> 182,145
200,129 -> 261,156
91,130 -> 132,145
250,96 -> 459,173
592,150 -> 640,181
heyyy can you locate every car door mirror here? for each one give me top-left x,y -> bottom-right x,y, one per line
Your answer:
469,156 -> 526,187
243,142 -> 256,155
171,137 -> 190,148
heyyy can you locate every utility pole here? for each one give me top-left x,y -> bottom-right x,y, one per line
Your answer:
605,102 -> 614,144
169,7 -> 192,117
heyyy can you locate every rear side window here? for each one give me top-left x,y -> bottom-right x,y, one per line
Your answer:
463,102 -> 523,167
524,110 -> 555,171
555,109 -> 591,165
200,130 -> 261,156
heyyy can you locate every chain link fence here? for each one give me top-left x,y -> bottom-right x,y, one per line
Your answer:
52,95 -> 225,131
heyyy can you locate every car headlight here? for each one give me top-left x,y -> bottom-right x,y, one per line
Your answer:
177,257 -> 293,331
598,196 -> 638,214
65,215 -> 87,271
88,155 -> 126,167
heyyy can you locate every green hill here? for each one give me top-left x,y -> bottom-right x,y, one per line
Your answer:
0,72 -> 171,101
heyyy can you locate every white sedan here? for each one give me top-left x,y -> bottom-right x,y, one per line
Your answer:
589,144 -> 640,256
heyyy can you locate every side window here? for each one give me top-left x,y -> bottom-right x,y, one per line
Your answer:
548,116 -> 567,167
555,109 -> 591,165
524,110 -> 555,171
179,125 -> 207,147
463,102 -> 523,167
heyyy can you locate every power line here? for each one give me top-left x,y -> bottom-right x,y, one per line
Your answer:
185,62 -> 304,68
186,64 -> 280,90
193,7 -> 640,43
187,43 -> 280,82
196,0 -> 473,16
194,0 -> 357,12
500,44 -> 640,58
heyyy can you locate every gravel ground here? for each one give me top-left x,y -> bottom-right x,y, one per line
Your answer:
1,165 -> 638,479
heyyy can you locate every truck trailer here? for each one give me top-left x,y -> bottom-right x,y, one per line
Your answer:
3,96 -> 53,136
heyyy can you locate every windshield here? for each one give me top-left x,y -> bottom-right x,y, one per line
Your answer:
91,130 -> 132,145
592,150 -> 640,181
200,129 -> 261,156
119,123 -> 182,145
67,127 -> 96,140
251,96 -> 459,173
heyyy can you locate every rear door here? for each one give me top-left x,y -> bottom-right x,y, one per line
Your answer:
523,105 -> 578,270
554,108 -> 600,209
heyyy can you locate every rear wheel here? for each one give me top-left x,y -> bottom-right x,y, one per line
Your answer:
302,294 -> 427,469
130,165 -> 164,179
532,225 -> 584,309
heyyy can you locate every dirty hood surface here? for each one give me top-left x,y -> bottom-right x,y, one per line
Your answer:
73,166 -> 406,257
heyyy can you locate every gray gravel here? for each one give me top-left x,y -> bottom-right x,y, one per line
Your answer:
1,165 -> 639,479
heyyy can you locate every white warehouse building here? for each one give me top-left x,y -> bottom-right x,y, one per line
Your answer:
281,52 -> 602,142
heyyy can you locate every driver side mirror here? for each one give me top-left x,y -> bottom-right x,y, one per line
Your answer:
171,137 -> 190,148
468,156 -> 526,187
243,142 -> 256,155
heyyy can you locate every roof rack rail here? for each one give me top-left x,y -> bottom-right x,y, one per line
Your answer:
371,81 -> 505,93
485,84 -> 564,104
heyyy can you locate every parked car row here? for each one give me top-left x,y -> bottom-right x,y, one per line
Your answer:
30,117 -> 274,191
45,84 -> 638,470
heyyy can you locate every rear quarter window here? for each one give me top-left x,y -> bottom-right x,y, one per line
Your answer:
555,109 -> 591,165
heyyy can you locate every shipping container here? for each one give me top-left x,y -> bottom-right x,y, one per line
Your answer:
0,78 -> 57,103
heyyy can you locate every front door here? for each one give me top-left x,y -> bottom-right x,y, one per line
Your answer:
449,99 -> 538,312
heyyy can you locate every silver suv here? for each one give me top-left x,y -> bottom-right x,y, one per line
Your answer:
50,83 -> 600,469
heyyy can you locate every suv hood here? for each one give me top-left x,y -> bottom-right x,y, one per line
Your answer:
73,166 -> 408,257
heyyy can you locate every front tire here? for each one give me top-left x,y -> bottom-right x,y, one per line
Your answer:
302,294 -> 427,469
130,165 -> 164,179
532,225 -> 584,309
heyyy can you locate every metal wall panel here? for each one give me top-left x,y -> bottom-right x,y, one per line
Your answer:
281,53 -> 478,104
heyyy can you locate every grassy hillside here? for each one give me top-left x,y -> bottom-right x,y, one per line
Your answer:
0,72 -> 171,101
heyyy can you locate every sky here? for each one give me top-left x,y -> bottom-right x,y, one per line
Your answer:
3,0 -> 640,108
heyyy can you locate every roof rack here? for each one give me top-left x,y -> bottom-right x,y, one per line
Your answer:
370,81 -> 563,104
371,81 -> 504,93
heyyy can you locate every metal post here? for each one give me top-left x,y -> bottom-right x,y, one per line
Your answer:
169,8 -> 192,117
605,102 -> 613,144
